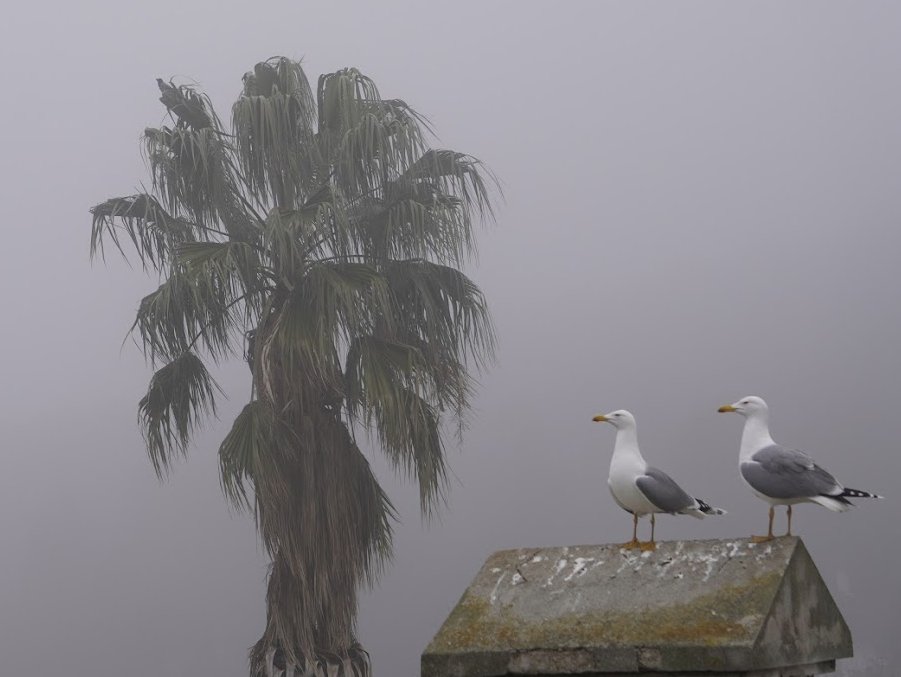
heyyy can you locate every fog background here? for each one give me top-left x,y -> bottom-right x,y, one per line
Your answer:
2,2 -> 899,675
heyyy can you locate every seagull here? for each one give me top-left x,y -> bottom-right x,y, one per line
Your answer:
718,395 -> 883,542
592,409 -> 726,551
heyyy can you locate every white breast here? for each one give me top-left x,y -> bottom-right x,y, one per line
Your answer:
608,454 -> 657,516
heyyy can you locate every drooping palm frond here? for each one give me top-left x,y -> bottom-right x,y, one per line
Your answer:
89,194 -> 196,269
345,336 -> 428,409
233,58 -> 318,208
343,150 -> 497,267
138,351 -> 218,477
218,399 -> 278,510
176,240 -> 267,318
260,288 -> 343,398
373,385 -> 448,514
301,262 -> 388,336
157,78 -> 217,130
257,201 -> 352,287
316,68 -> 383,137
401,149 -> 496,220
317,69 -> 429,197
144,125 -> 237,228
343,334 -> 451,513
385,259 -> 495,366
132,268 -> 244,364
91,56 -> 497,677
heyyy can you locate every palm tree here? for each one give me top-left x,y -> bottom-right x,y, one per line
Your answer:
90,57 -> 496,677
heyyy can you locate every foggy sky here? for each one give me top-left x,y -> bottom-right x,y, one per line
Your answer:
2,2 -> 899,675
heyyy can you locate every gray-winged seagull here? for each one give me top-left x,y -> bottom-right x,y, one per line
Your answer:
593,409 -> 726,551
718,395 -> 883,542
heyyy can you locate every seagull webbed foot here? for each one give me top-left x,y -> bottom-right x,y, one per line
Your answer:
638,540 -> 657,552
619,539 -> 641,550
750,534 -> 775,543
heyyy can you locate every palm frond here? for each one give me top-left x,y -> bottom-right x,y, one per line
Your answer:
388,333 -> 473,422
379,387 -> 447,514
344,149 -> 497,266
302,261 -> 388,337
218,400 -> 277,510
259,261 -> 388,400
156,78 -> 218,130
133,269 -> 242,364
400,149 -> 497,219
354,195 -> 469,264
344,336 -> 447,512
316,68 -> 382,137
144,125 -> 237,227
259,204 -> 345,283
344,335 -> 429,411
264,291 -> 334,389
89,194 -> 196,269
316,70 -> 427,197
385,259 -> 495,367
233,58 -> 317,208
138,351 -> 219,477
177,240 -> 266,315
333,106 -> 426,194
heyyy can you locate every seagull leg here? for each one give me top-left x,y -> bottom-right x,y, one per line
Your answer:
751,506 -> 775,543
640,514 -> 657,551
784,505 -> 793,537
620,513 -> 641,550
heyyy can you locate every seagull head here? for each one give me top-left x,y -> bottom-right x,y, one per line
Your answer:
717,395 -> 768,417
592,409 -> 636,429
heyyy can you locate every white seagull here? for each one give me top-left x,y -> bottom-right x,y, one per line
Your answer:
593,409 -> 726,551
718,395 -> 883,542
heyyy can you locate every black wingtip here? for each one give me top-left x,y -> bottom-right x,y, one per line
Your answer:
840,488 -> 884,500
695,498 -> 727,515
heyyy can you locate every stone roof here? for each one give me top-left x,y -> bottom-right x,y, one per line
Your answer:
422,537 -> 851,675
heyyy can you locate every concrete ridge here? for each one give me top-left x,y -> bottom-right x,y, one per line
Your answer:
422,537 -> 852,676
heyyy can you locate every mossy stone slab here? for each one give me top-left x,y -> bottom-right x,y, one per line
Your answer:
422,537 -> 851,676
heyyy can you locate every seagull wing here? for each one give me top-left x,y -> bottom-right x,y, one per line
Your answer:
636,466 -> 695,513
742,444 -> 842,499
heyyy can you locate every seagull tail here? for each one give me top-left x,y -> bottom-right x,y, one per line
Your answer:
810,495 -> 852,512
695,498 -> 727,517
812,488 -> 884,513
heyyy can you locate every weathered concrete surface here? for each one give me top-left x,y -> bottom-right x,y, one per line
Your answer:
421,537 -> 851,676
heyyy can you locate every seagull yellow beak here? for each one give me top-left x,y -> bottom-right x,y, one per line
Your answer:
717,405 -> 737,413
592,414 -> 608,422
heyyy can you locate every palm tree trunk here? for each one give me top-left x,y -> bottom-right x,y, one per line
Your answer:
247,314 -> 375,677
